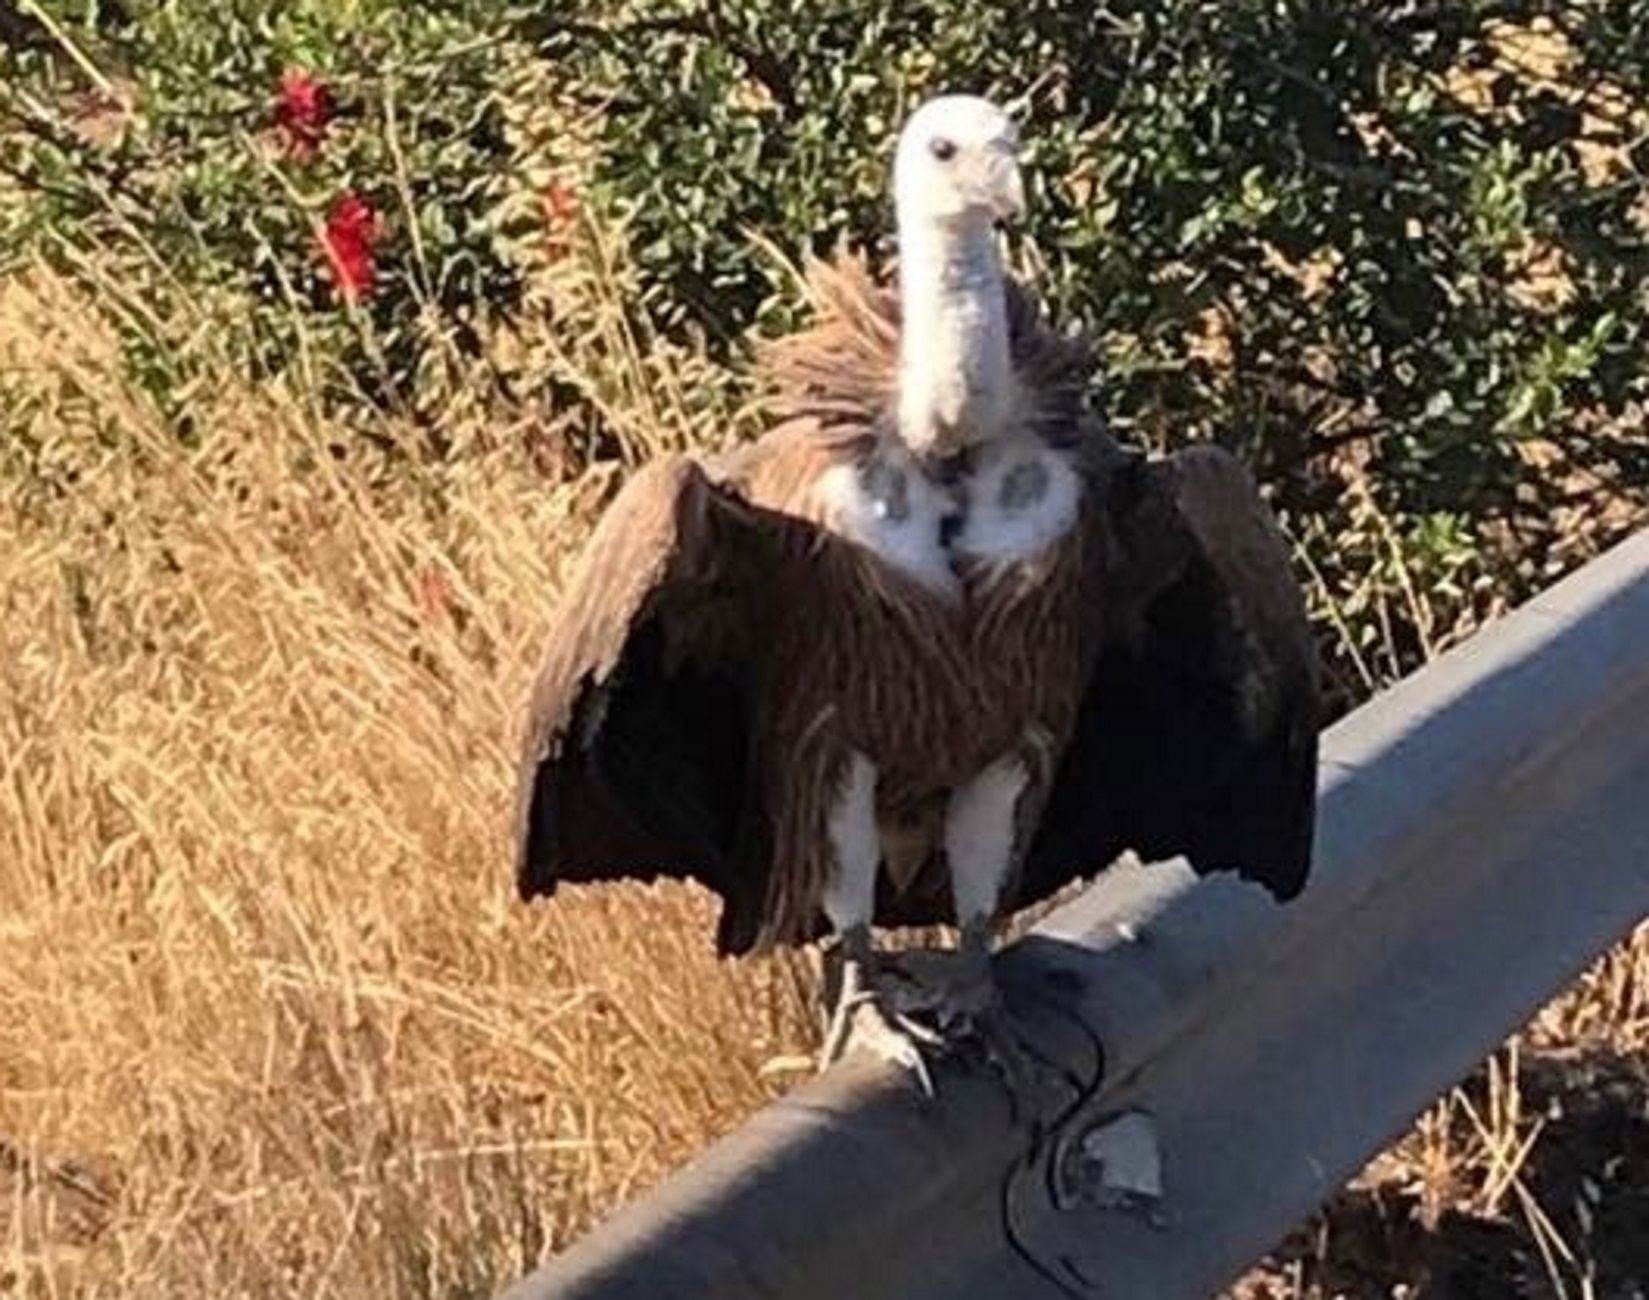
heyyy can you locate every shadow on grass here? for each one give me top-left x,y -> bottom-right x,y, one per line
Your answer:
1234,1048 -> 1649,1300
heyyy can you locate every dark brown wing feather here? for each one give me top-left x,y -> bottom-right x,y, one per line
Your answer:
1017,441 -> 1321,907
513,453 -> 798,951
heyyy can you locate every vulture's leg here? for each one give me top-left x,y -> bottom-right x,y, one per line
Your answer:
944,754 -> 1028,1000
934,755 -> 1042,1097
816,753 -> 942,1093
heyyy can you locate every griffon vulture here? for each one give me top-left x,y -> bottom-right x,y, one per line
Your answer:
513,93 -> 1320,1096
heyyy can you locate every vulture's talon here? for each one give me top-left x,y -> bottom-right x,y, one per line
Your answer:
884,951 -> 1053,1117
818,981 -> 942,1097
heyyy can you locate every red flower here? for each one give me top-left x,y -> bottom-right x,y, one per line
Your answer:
320,192 -> 378,302
540,179 -> 580,258
415,566 -> 454,625
274,68 -> 334,158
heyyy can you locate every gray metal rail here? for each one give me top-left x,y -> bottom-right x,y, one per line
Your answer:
496,528 -> 1649,1300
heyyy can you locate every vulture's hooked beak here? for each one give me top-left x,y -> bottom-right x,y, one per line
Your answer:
983,151 -> 1025,224
995,161 -> 1025,222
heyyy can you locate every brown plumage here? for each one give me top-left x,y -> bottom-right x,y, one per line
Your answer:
512,249 -> 1319,959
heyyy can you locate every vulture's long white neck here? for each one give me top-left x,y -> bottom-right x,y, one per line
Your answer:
895,215 -> 1013,457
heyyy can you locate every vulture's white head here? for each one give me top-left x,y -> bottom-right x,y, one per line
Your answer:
893,94 -> 1025,231
890,93 -> 1025,465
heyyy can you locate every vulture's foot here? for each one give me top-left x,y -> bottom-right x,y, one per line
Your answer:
879,919 -> 997,1028
888,924 -> 1047,1115
818,930 -> 943,1096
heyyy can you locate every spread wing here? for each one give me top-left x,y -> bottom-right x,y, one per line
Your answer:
513,453 -> 795,952
1018,441 -> 1322,908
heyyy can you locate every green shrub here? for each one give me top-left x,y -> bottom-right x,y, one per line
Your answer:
1,0 -> 547,434
550,1 -> 1645,455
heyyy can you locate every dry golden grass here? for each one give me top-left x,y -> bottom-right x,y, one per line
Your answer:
0,265 -> 819,1298
1,249 -> 1646,1300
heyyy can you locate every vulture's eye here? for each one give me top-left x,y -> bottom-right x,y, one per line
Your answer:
929,137 -> 957,162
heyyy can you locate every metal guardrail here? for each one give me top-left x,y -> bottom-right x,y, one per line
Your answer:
496,527 -> 1649,1300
